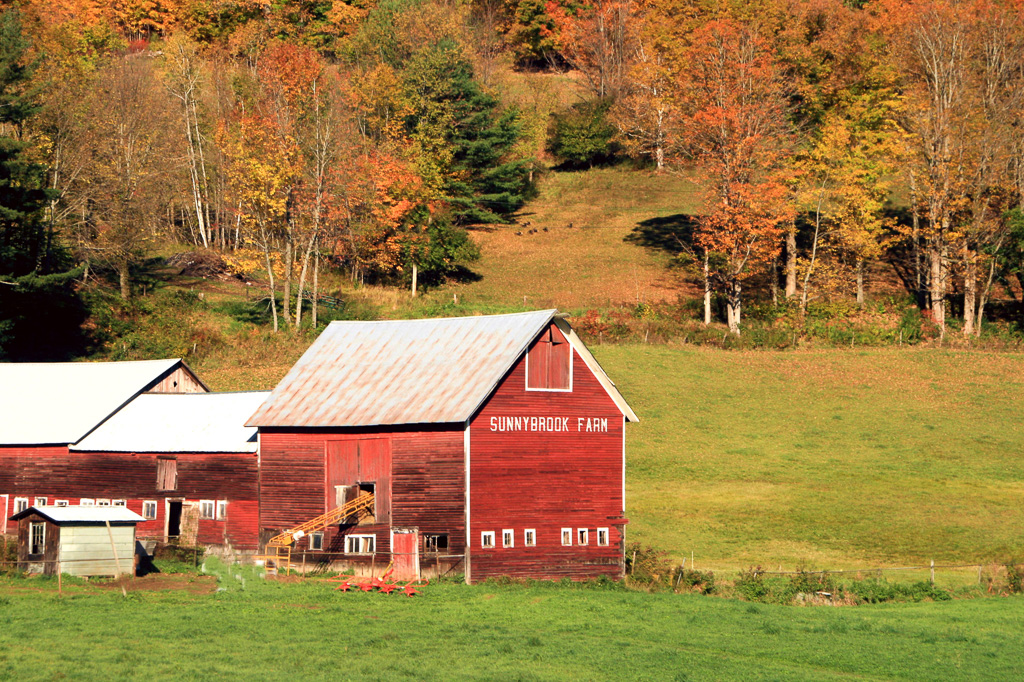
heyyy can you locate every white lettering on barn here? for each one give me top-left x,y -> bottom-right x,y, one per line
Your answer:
488,416 -> 608,433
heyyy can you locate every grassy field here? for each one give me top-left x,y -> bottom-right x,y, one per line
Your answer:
1,570 -> 1021,681
596,345 -> 1024,571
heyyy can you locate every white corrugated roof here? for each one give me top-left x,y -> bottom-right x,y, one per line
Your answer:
0,359 -> 189,445
12,505 -> 146,524
73,392 -> 269,453
248,310 -> 637,428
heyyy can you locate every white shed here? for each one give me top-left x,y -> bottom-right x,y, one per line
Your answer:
10,505 -> 145,577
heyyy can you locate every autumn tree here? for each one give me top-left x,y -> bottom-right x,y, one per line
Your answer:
676,19 -> 794,334
548,0 -> 635,100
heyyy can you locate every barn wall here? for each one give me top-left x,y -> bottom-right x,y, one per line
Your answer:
259,426 -> 466,564
16,513 -> 59,575
0,446 -> 259,549
146,366 -> 206,394
469,335 -> 626,582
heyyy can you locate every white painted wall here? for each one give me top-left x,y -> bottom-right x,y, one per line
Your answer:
58,525 -> 136,577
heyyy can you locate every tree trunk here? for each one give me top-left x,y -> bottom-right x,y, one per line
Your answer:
703,251 -> 711,325
261,230 -> 279,333
312,250 -> 319,329
282,237 -> 292,326
118,263 -> 130,301
785,223 -> 797,298
976,253 -> 997,338
770,255 -> 779,305
411,263 -> 418,298
294,232 -> 317,329
910,170 -> 924,309
856,259 -> 865,306
929,237 -> 945,334
726,281 -> 741,335
963,247 -> 977,336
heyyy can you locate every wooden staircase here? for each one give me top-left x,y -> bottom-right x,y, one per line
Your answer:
264,492 -> 375,573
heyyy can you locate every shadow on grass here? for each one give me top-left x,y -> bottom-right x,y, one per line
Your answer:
627,213 -> 699,255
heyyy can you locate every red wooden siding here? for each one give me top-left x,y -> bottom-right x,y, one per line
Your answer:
259,426 -> 465,564
527,325 -> 571,390
469,330 -> 625,582
0,446 -> 259,549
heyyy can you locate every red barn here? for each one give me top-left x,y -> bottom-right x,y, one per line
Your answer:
248,310 -> 638,582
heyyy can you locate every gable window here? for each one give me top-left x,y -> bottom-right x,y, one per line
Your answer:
577,528 -> 589,546
526,325 -> 572,391
481,531 -> 495,549
34,497 -> 47,507
29,522 -> 45,555
424,534 -> 449,553
156,458 -> 177,492
142,501 -> 158,520
502,529 -> 514,548
597,528 -> 609,546
309,532 -> 324,551
561,528 -> 572,546
199,500 -> 216,520
14,497 -> 28,514
524,529 -> 536,547
345,534 -> 376,554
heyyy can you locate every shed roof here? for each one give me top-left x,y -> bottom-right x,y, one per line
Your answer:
73,391 -> 270,453
0,359 -> 203,446
247,310 -> 637,428
10,505 -> 146,524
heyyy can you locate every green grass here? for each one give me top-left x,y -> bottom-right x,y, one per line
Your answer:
0,572 -> 1021,680
595,345 -> 1024,570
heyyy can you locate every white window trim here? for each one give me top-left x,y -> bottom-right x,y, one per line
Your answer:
199,500 -> 216,520
14,497 -> 29,513
524,529 -> 536,547
577,528 -> 589,545
597,527 -> 609,546
216,500 -> 228,520
502,529 -> 514,548
142,500 -> 158,520
79,498 -> 95,506
112,499 -> 126,507
345,534 -> 376,555
309,531 -> 324,551
55,500 -> 69,507
525,343 -> 574,392
561,528 -> 572,546
480,531 -> 495,549
96,499 -> 111,506
34,496 -> 47,506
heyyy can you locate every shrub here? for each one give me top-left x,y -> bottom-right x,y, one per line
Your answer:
673,568 -> 716,594
1006,560 -> 1024,594
547,99 -> 618,169
625,541 -> 672,585
734,566 -> 772,602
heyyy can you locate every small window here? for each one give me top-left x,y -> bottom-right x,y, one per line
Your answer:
309,532 -> 324,551
424,534 -> 449,553
199,500 -> 216,520
156,458 -> 177,491
29,522 -> 45,555
597,528 -> 609,546
502,529 -> 514,548
142,501 -> 158,520
216,500 -> 228,520
80,498 -> 95,506
112,499 -> 126,507
14,497 -> 28,514
481,531 -> 495,548
96,499 -> 111,506
577,528 -> 589,545
561,528 -> 572,546
55,500 -> 69,507
345,534 -> 376,554
524,529 -> 536,547
34,497 -> 47,506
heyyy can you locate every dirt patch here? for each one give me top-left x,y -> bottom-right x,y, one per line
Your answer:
95,574 -> 218,594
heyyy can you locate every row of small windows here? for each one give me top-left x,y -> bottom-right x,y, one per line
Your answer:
11,497 -> 226,521
481,528 -> 610,549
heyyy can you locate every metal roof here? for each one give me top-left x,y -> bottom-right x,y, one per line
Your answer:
73,391 -> 270,453
248,310 -> 637,428
10,505 -> 146,524
0,359 -> 195,445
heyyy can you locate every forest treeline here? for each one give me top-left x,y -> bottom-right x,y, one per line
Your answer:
1,0 -> 1024,358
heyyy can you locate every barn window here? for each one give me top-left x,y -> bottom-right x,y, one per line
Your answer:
142,501 -> 157,520
156,458 -> 177,492
55,500 -> 69,507
34,497 -> 47,506
577,528 -> 589,545
309,532 -> 324,551
481,531 -> 495,548
502,529 -> 514,548
216,500 -> 228,520
561,528 -> 572,546
96,499 -> 111,506
199,500 -> 216,520
80,498 -> 95,506
345,534 -> 376,554
526,326 -> 572,391
597,528 -> 609,546
112,499 -> 126,507
424,534 -> 449,553
29,522 -> 45,555
524,529 -> 536,547
14,497 -> 28,514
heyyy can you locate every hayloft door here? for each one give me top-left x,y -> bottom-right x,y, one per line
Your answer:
391,529 -> 419,580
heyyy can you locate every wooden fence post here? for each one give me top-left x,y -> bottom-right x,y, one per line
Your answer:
930,559 -> 935,585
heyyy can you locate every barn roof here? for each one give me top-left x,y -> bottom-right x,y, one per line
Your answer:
248,310 -> 638,428
72,391 -> 270,453
10,505 -> 146,524
0,359 -> 204,446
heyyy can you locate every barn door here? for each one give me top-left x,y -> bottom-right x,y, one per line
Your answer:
391,529 -> 419,580
0,495 -> 7,534
180,502 -> 200,546
325,439 -> 391,523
